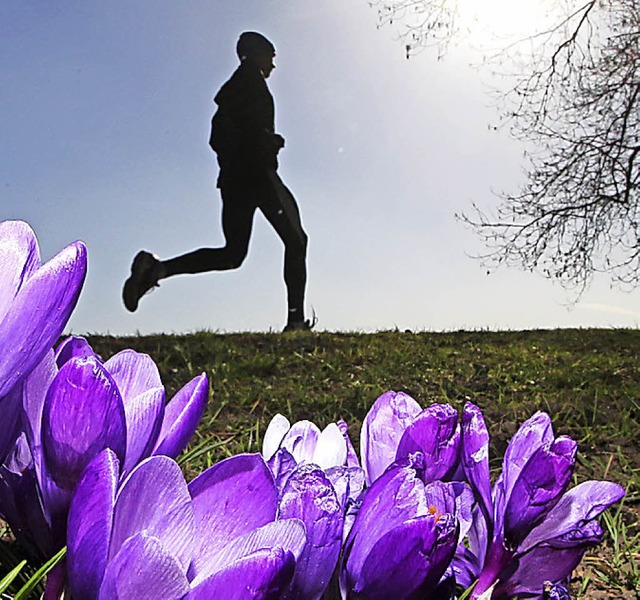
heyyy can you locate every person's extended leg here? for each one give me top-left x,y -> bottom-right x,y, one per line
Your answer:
161,191 -> 255,277
122,186 -> 255,312
260,171 -> 309,330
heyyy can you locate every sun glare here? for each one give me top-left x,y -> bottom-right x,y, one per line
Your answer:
457,0 -> 558,43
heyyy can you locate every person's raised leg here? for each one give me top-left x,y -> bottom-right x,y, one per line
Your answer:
123,186 -> 255,312
161,189 -> 255,277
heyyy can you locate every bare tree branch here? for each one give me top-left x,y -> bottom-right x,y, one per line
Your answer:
371,0 -> 640,297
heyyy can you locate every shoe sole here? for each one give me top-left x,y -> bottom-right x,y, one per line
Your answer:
122,276 -> 139,312
122,251 -> 153,312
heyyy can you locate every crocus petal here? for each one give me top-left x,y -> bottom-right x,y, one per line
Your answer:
497,527 -> 601,600
55,336 -> 99,368
3,433 -> 31,474
360,390 -> 422,485
278,464 -> 344,600
22,350 -> 57,458
420,513 -> 460,593
325,465 -> 365,511
188,453 -> 278,578
0,384 -> 23,466
343,458 -> 429,579
337,420 -> 360,468
67,449 -> 119,600
396,403 -> 460,482
263,413 -> 291,461
22,352 -> 58,532
153,373 -> 208,459
349,515 -> 455,599
0,463 -> 54,558
190,519 -> 307,588
110,455 -> 196,572
268,448 -> 298,494
0,239 -> 86,398
452,545 -> 482,590
423,481 -> 474,543
186,547 -> 296,600
43,562 -> 67,600
499,411 -> 554,503
491,412 -> 556,542
461,402 -> 492,526
38,467 -> 73,550
121,387 -> 165,474
504,437 -> 577,547
520,480 -> 626,552
0,220 -> 40,318
104,350 -> 162,402
42,356 -> 127,491
98,532 -> 190,600
312,423 -> 347,470
281,420 -> 321,464
544,519 -> 604,548
467,502 -> 489,571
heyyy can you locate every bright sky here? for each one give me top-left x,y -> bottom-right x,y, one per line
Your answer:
2,0 -> 639,334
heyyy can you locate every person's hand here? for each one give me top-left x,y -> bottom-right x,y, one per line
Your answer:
264,132 -> 285,152
262,132 -> 285,165
272,133 -> 285,151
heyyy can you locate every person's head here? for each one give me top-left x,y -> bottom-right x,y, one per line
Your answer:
236,31 -> 276,78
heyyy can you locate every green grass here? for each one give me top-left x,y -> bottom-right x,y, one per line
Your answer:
87,329 -> 640,486
1,328 -> 639,597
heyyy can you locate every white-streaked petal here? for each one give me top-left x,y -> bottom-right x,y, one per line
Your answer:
122,387 -> 165,473
360,391 -> 422,485
98,532 -> 189,600
0,220 -> 40,320
281,420 -> 321,464
262,413 -> 291,460
0,239 -> 86,398
313,423 -> 347,470
104,350 -> 162,402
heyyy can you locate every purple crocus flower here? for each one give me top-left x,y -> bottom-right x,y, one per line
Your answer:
263,414 -> 364,516
360,391 -> 460,486
0,339 -> 209,557
278,463 -> 344,600
262,416 -> 355,598
341,453 -> 459,600
48,337 -> 209,476
360,391 -> 422,485
0,220 -> 86,463
188,451 -> 343,600
263,414 -> 352,470
67,450 -> 307,599
457,402 -> 625,600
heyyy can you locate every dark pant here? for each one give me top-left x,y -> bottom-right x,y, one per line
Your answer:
161,170 -> 308,318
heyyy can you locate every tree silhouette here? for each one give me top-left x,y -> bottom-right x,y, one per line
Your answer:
371,0 -> 640,295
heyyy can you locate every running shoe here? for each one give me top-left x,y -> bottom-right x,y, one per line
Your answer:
122,250 -> 161,312
283,310 -> 317,332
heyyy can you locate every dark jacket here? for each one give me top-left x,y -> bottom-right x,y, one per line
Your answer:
209,61 -> 283,178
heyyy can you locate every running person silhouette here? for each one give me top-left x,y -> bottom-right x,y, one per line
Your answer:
123,32 -> 312,331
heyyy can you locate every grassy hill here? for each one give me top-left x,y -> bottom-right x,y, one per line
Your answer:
86,328 -> 639,597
